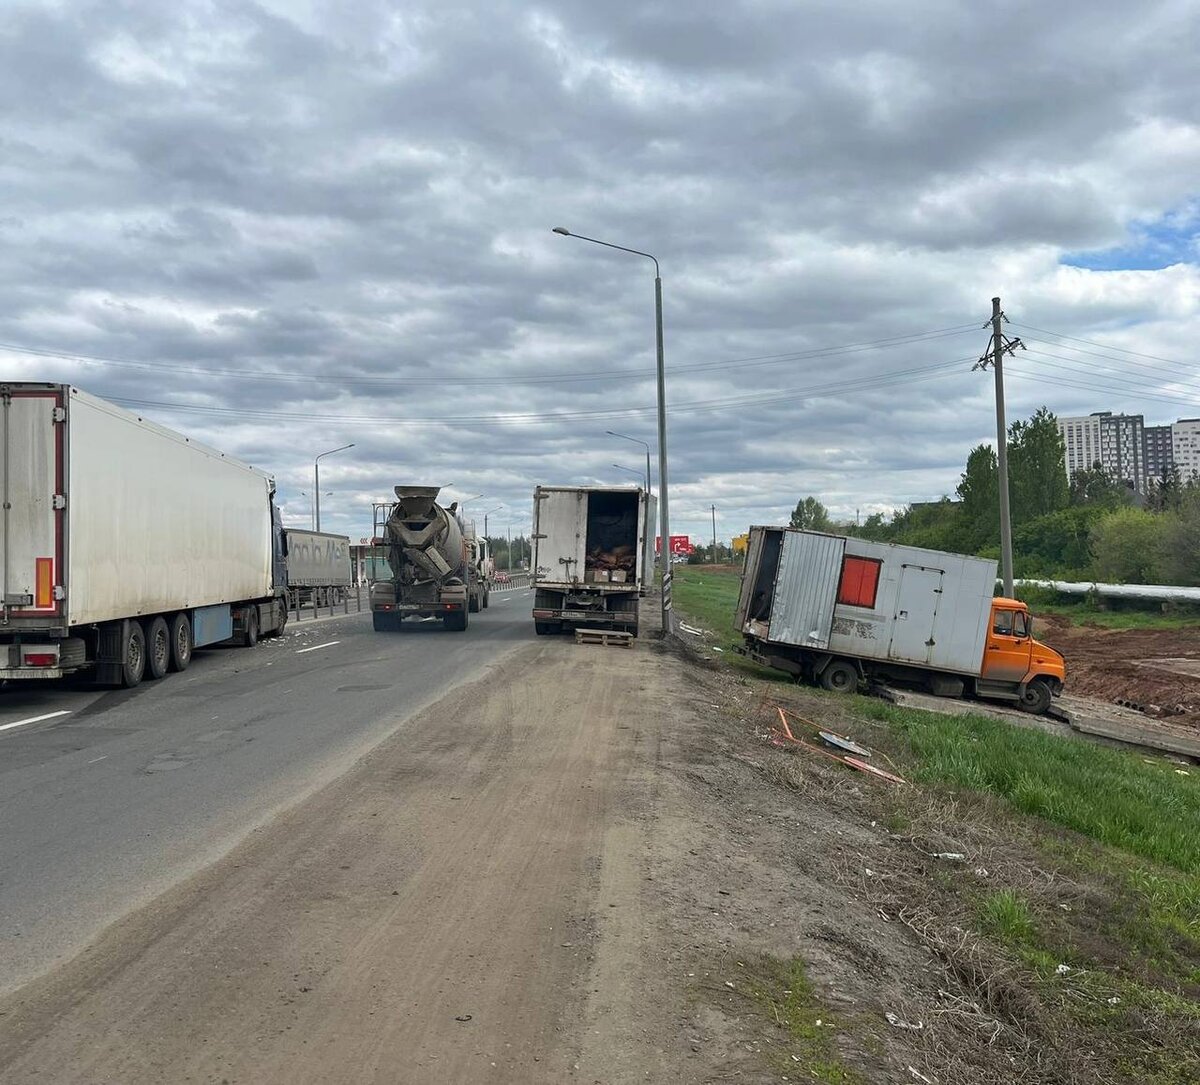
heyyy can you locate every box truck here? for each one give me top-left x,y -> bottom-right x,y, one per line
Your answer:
0,383 -> 289,686
736,526 -> 1066,713
531,485 -> 655,636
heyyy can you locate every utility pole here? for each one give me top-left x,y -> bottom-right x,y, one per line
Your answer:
974,297 -> 1025,598
711,504 -> 717,562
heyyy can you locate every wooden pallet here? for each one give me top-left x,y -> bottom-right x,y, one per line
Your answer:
574,628 -> 634,649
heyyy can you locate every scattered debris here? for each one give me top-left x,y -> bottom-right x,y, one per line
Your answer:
931,852 -> 965,861
819,731 -> 872,757
679,623 -> 705,636
711,646 -> 724,653
454,1014 -> 473,1022
908,1068 -> 935,1084
1055,964 -> 1070,975
574,628 -> 633,649
768,707 -> 906,784
885,1011 -> 924,1030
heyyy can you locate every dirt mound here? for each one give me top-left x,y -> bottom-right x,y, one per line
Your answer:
1037,615 -> 1200,729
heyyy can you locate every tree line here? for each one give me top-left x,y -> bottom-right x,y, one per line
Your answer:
788,406 -> 1200,586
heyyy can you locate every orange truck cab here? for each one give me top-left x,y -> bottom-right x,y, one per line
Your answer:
978,598 -> 1066,713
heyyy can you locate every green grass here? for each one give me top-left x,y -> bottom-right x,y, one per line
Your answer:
672,565 -> 742,647
739,955 -> 864,1083
979,889 -> 1037,946
857,700 -> 1200,876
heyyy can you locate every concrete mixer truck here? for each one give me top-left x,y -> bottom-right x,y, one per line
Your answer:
369,486 -> 486,632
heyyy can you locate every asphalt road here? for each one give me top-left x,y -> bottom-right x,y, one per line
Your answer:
0,588 -> 534,996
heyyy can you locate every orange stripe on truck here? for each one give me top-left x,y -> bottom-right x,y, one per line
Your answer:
35,557 -> 53,608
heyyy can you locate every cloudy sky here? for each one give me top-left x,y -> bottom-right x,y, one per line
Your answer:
2,0 -> 1198,546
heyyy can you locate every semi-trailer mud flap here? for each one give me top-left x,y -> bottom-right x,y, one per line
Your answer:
95,620 -> 131,685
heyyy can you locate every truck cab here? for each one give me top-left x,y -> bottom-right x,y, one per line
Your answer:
978,599 -> 1065,713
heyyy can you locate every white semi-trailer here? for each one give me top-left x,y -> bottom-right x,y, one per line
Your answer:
0,383 -> 288,687
282,528 -> 352,605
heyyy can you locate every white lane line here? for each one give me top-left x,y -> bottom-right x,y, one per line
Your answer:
87,755 -> 107,764
0,710 -> 71,734
295,640 -> 341,654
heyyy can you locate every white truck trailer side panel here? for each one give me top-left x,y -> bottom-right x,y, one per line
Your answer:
66,389 -> 273,626
283,529 -> 352,588
828,537 -> 996,675
533,487 -> 587,588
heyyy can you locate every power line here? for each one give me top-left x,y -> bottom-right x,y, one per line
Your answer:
0,324 -> 979,389
108,354 -> 976,430
1008,322 -> 1189,368
1018,348 -> 1200,401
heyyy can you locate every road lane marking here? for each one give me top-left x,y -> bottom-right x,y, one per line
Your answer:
0,710 -> 71,734
295,641 -> 341,654
87,755 -> 107,764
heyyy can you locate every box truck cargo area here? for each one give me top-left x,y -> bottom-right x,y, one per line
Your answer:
0,383 -> 290,687
531,486 -> 655,636
736,526 -> 1066,714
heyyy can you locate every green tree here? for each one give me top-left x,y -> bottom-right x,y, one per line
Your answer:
956,443 -> 999,550
1089,508 -> 1168,584
1070,461 -> 1130,508
1160,488 -> 1200,586
789,496 -> 832,532
1008,406 -> 1069,522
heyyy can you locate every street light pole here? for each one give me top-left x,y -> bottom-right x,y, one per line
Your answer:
314,443 -> 355,532
555,226 -> 672,635
606,430 -> 652,493
612,463 -> 644,485
483,505 -> 503,539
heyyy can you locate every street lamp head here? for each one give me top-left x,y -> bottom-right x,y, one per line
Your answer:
552,226 -> 571,236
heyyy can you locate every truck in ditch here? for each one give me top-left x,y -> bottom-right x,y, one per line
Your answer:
736,526 -> 1066,714
0,382 -> 289,687
531,485 -> 655,636
370,486 -> 486,631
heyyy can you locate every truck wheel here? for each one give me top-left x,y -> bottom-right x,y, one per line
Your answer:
469,593 -> 480,614
483,590 -> 490,609
121,622 -> 146,688
820,660 -> 859,694
445,610 -> 468,632
168,613 -> 193,671
242,607 -> 260,648
534,621 -> 562,636
1018,678 -> 1052,715
144,617 -> 170,680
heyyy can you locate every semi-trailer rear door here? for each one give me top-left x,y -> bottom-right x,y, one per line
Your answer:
1,386 -> 64,621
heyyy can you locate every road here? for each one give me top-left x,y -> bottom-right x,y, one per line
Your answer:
0,588 -> 534,996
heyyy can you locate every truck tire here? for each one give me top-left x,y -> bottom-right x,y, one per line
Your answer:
469,593 -> 480,614
242,606 -> 260,648
483,589 -> 490,609
820,659 -> 859,694
121,622 -> 146,689
445,609 -> 468,632
372,611 -> 397,632
168,612 -> 193,672
144,617 -> 170,680
1018,678 -> 1052,715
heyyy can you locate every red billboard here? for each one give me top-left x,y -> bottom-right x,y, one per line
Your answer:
655,535 -> 693,556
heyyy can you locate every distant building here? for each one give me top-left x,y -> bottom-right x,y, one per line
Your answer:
1058,414 -> 1103,481
1144,424 -> 1174,483
1059,410 -> 1200,493
1099,412 -> 1146,494
1173,419 -> 1200,481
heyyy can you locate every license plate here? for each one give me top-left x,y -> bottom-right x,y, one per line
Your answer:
561,610 -> 592,619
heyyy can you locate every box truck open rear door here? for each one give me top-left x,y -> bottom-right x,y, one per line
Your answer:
1,387 -> 63,622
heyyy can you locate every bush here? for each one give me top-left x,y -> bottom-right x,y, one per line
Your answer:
1089,507 -> 1169,584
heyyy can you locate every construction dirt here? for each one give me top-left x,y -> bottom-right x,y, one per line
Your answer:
1038,615 -> 1200,728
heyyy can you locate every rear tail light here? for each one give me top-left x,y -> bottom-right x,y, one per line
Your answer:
23,653 -> 57,667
